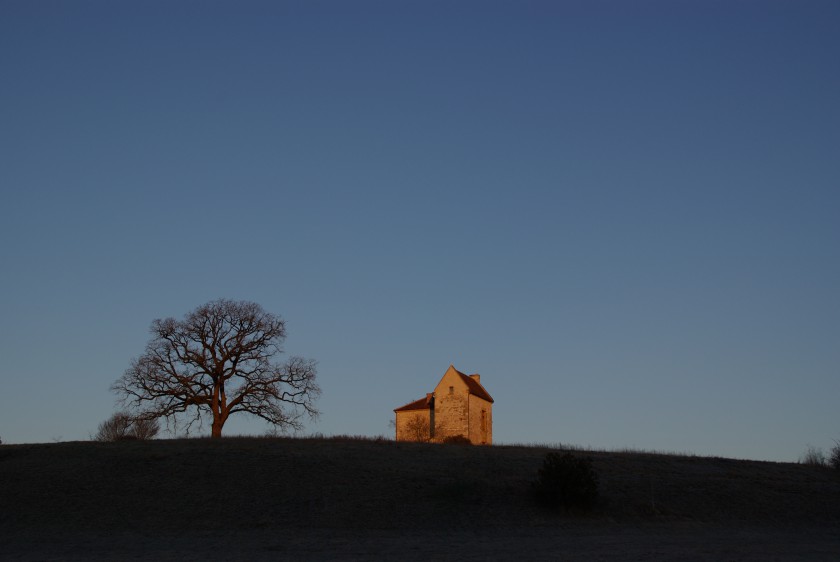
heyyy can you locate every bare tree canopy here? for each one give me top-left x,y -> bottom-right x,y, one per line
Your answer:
113,299 -> 320,438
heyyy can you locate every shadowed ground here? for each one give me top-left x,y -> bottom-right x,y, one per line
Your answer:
2,437 -> 839,560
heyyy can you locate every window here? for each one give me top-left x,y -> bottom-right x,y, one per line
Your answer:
449,386 -> 454,395
480,410 -> 486,432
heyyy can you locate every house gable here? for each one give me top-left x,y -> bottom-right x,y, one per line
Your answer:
434,364 -> 494,403
433,365 -> 471,399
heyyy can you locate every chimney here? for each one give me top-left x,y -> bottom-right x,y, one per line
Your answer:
469,374 -> 480,384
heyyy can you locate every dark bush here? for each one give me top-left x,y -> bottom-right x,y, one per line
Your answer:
94,412 -> 159,442
800,445 -> 826,467
829,441 -> 840,471
532,452 -> 599,511
442,435 -> 472,445
94,412 -> 132,441
131,417 -> 160,440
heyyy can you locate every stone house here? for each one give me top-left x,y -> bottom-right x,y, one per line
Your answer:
393,365 -> 493,445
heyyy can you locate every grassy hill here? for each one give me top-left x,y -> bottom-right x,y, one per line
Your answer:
2,437 -> 839,560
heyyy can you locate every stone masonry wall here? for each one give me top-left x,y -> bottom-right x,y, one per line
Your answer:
468,394 -> 492,445
395,410 -> 431,442
432,368 -> 470,441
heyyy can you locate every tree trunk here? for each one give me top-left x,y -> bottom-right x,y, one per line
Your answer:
211,419 -> 223,438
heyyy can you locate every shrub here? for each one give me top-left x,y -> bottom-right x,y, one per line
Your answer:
95,412 -> 133,441
829,441 -> 840,471
94,412 -> 159,442
442,435 -> 472,445
532,452 -> 599,511
132,417 -> 160,440
800,445 -> 826,467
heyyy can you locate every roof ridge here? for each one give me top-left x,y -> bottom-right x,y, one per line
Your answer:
456,371 -> 494,403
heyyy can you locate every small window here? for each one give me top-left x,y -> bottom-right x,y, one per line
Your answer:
449,386 -> 454,395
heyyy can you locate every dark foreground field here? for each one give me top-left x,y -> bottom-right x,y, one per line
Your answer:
2,437 -> 839,560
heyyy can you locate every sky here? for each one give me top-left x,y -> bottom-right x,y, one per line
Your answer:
0,0 -> 837,462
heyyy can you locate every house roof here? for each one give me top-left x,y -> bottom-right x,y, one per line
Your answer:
394,366 -> 494,412
394,395 -> 432,412
452,366 -> 494,403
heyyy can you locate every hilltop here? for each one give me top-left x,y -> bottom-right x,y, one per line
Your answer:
2,437 -> 839,560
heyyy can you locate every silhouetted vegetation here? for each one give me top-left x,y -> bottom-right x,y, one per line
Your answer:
94,412 -> 159,441
800,445 -> 827,467
532,452 -> 599,511
441,435 -> 472,445
829,441 -> 840,471
131,416 -> 161,440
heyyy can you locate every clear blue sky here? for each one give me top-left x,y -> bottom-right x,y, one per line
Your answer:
1,1 -> 837,462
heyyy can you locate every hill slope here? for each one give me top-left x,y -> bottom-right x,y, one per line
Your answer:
2,437 -> 839,560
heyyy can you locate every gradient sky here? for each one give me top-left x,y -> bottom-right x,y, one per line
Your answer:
1,1 -> 838,462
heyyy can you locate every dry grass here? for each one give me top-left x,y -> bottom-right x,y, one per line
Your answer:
2,437 -> 839,559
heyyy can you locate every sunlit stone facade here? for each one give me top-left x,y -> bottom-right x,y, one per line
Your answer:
394,365 -> 493,445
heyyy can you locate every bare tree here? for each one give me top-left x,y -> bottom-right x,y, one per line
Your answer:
112,299 -> 320,438
405,415 -> 430,442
